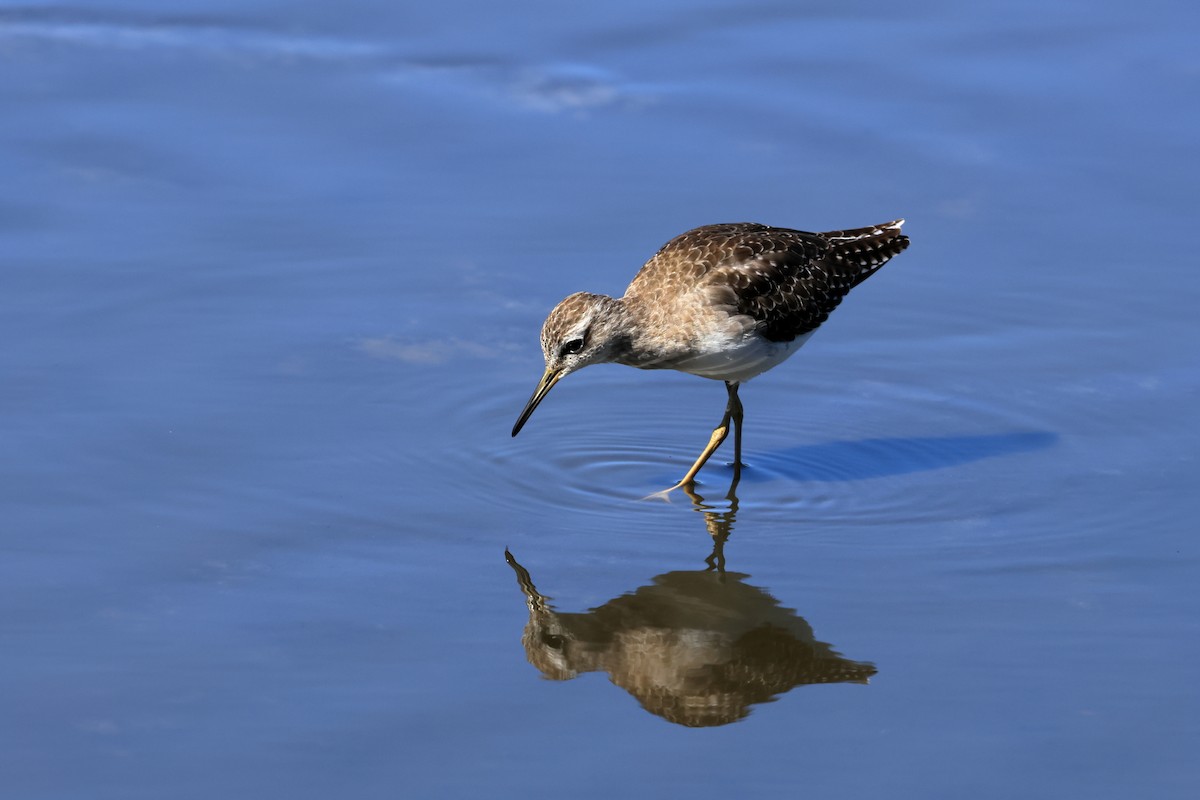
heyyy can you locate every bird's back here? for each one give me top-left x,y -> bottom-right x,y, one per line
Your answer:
625,220 -> 909,344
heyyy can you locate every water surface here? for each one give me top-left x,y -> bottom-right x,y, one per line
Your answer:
2,1 -> 1198,797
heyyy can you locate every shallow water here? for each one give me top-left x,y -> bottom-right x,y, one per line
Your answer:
3,1 -> 1199,797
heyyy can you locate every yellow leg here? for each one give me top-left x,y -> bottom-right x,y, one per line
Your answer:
649,382 -> 743,498
728,382 -> 744,468
665,418 -> 731,491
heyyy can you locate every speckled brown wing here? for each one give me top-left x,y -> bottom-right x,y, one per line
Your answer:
631,221 -> 908,344
625,223 -> 784,300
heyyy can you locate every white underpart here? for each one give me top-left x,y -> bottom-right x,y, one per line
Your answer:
667,330 -> 815,382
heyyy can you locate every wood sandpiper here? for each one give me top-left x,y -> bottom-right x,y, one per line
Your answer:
511,219 -> 910,493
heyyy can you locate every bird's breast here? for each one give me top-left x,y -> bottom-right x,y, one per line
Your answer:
651,329 -> 814,382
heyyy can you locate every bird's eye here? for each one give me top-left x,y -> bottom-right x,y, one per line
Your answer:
560,337 -> 584,356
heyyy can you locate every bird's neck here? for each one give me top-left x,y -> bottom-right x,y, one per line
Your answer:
587,295 -> 637,366
607,295 -> 673,369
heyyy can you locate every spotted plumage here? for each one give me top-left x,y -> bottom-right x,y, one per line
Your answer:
626,219 -> 908,346
513,219 -> 910,491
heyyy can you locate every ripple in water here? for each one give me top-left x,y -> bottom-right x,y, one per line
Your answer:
452,368 -> 1060,527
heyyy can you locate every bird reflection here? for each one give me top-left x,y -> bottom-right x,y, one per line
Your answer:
677,467 -> 742,573
505,485 -> 876,726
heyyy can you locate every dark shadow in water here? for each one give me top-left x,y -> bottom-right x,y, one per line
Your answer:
506,486 -> 875,727
728,430 -> 1058,483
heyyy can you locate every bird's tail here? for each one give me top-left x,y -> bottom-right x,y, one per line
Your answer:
820,219 -> 910,285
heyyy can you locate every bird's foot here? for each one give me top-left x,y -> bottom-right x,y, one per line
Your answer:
644,486 -> 680,502
645,473 -> 716,502
643,478 -> 695,502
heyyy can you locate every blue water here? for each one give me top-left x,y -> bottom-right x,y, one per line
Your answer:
3,1 -> 1199,797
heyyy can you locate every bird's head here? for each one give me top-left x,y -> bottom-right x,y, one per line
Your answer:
511,292 -> 627,436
